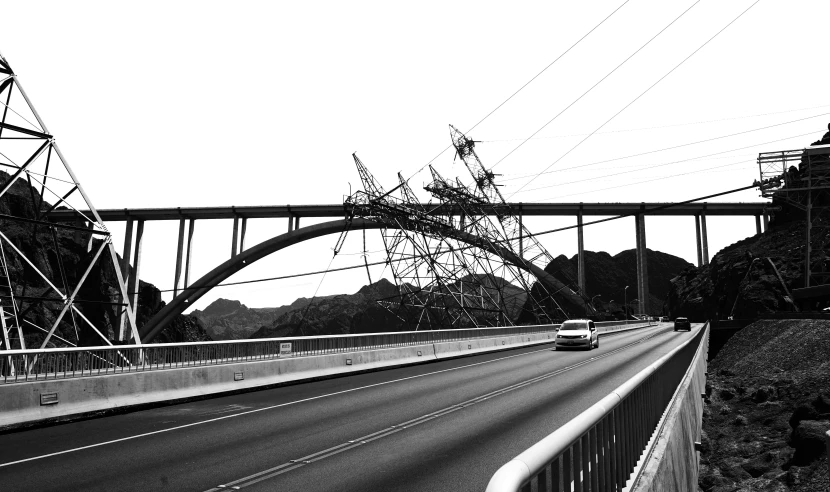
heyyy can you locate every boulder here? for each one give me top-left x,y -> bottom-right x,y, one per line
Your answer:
789,419 -> 830,465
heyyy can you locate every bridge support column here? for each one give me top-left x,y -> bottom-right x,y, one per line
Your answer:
231,217 -> 248,258
240,217 -> 247,253
231,217 -> 240,258
701,212 -> 709,266
118,218 -> 135,341
635,213 -> 648,315
174,218 -> 186,297
287,215 -> 294,233
763,212 -> 769,231
755,214 -> 762,235
126,220 -> 144,341
695,215 -> 703,267
577,207 -> 585,294
184,219 -> 195,290
294,216 -> 300,230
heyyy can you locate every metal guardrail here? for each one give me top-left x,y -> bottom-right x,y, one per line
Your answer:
486,322 -> 708,492
0,320 -> 650,384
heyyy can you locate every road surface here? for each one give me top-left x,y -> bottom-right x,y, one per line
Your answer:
0,323 -> 700,491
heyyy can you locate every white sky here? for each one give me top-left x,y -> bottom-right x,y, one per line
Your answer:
1,1 -> 828,312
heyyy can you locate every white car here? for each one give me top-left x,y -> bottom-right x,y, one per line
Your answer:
555,319 -> 598,350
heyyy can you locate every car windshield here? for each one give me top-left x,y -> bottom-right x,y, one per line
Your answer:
559,322 -> 587,331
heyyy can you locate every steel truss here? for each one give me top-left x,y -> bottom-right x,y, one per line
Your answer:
758,143 -> 830,288
340,126 -> 596,330
0,52 -> 139,353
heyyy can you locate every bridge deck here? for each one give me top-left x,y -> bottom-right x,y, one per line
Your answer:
47,201 -> 770,221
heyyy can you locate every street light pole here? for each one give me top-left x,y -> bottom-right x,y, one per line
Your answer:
624,285 -> 629,325
591,294 -> 601,311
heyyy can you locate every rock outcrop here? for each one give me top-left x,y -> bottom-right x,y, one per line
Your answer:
667,124 -> 830,320
190,298 -> 301,340
700,319 -> 830,491
545,248 -> 693,316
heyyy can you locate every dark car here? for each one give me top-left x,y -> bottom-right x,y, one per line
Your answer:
674,317 -> 691,331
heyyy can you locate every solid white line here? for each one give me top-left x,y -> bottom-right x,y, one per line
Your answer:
0,324 -> 661,469
0,343 -> 558,468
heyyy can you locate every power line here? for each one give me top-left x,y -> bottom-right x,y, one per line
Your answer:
479,102 -> 830,142
489,0 -> 702,171
527,182 -> 762,239
499,111 -> 830,183
553,158 -> 754,200
517,129 -> 823,194
405,0 -> 632,180
508,0 -> 762,199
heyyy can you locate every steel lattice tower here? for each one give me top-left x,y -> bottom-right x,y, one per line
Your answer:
0,52 -> 139,352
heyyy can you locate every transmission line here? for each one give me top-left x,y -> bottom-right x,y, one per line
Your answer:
489,0 -> 701,171
508,0 -> 762,199
480,102 -> 830,142
518,128 -> 823,194
407,0 -> 632,180
501,111 -> 830,184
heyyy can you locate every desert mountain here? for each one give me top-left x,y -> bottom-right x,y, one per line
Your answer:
545,249 -> 694,316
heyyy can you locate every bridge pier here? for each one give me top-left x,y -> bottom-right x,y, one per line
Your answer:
695,215 -> 703,267
118,219 -> 134,341
763,212 -> 769,231
635,213 -> 648,315
174,219 -> 186,297
755,214 -> 762,235
577,207 -> 585,294
119,219 -> 144,342
173,219 -> 197,297
184,219 -> 195,292
701,212 -> 709,265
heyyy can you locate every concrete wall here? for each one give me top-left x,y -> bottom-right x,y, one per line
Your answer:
631,326 -> 709,491
0,323 -> 652,430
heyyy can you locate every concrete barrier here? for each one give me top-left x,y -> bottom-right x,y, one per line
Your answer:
630,324 -> 709,491
0,323 -> 653,430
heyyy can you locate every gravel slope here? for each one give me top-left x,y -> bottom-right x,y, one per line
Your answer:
701,319 -> 830,491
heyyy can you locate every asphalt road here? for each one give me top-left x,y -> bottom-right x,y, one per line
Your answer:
0,322 -> 700,491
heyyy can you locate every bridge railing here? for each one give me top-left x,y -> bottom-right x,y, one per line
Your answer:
485,322 -> 708,492
0,319 -> 652,384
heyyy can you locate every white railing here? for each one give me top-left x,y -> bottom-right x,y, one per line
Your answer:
486,322 -> 708,492
0,320 -> 651,384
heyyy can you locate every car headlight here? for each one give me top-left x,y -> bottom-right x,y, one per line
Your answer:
579,335 -> 587,339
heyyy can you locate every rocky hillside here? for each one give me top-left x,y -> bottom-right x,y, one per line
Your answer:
546,248 -> 693,316
700,319 -> 830,491
250,278 -> 401,338
667,125 -> 830,321
250,276 -> 528,338
0,171 -> 209,346
190,298 -> 307,340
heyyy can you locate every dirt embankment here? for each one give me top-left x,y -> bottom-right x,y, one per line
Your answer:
700,319 -> 830,491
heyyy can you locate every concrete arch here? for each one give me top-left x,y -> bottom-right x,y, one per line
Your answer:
139,218 -> 589,342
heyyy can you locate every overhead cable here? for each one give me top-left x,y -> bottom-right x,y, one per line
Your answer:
481,102 -> 830,142
518,128 -> 823,194
508,0 -> 762,199
501,111 -> 830,183
406,0 -> 632,180
489,0 -> 701,171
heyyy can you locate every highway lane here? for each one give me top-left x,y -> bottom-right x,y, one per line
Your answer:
0,323 -> 701,491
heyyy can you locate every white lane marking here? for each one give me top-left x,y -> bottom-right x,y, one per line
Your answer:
204,326 -> 675,491
0,324 -> 666,469
0,344 -> 556,467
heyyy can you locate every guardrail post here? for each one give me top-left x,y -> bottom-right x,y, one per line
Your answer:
826,430 -> 830,484
563,447 -> 572,492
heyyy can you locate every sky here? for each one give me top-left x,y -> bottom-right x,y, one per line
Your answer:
1,0 -> 828,312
